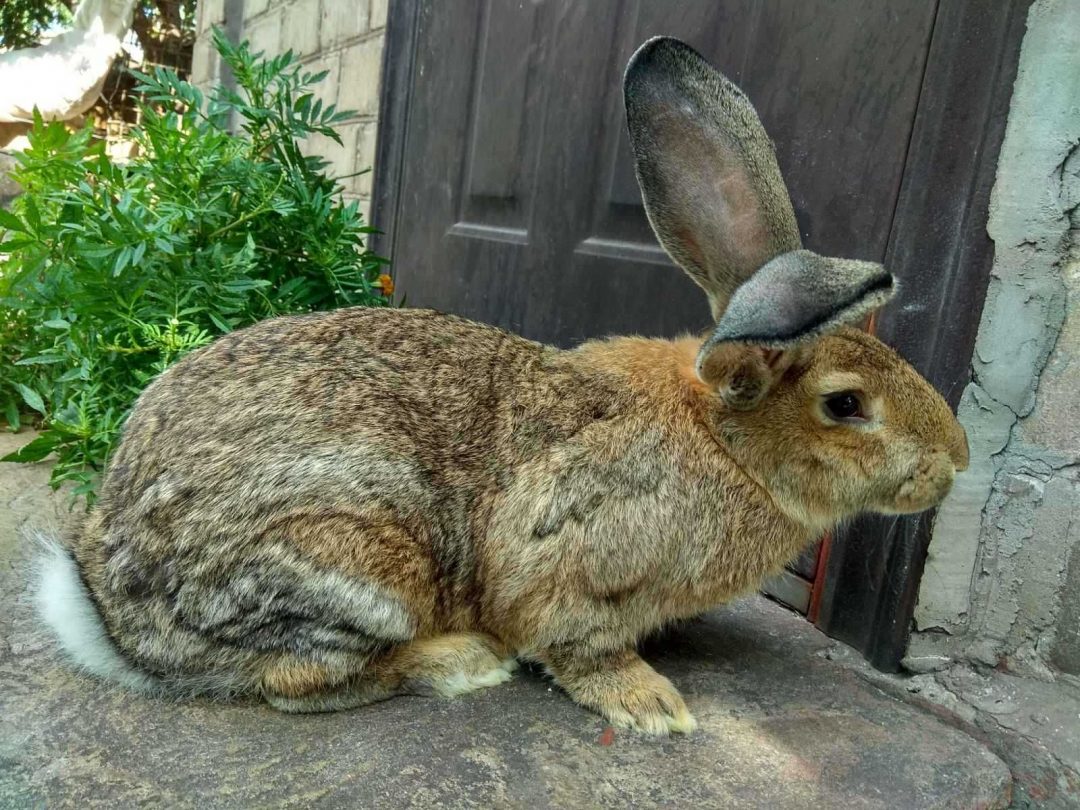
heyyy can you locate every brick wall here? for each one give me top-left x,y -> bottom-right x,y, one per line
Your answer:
191,0 -> 387,223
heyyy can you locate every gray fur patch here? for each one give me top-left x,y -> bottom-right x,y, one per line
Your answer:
698,249 -> 895,357
173,544 -> 415,653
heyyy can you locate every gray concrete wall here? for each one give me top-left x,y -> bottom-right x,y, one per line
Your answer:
909,0 -> 1080,680
192,0 -> 387,223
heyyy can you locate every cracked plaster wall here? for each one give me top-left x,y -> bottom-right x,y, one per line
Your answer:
909,0 -> 1080,680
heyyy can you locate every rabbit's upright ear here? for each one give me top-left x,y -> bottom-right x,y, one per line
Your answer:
697,250 -> 895,409
624,37 -> 801,319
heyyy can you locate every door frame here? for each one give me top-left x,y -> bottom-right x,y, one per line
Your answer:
370,0 -> 423,264
370,0 -> 1032,671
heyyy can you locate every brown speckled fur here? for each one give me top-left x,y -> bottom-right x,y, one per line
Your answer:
48,37 -> 970,735
67,308 -> 965,732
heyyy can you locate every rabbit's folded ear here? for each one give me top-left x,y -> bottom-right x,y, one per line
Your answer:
702,250 -> 895,351
696,250 -> 896,409
624,36 -> 801,319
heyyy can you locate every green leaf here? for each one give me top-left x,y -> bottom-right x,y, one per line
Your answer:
222,278 -> 272,291
14,384 -> 46,415
113,245 -> 133,276
72,480 -> 98,497
80,245 -> 118,259
22,196 -> 41,232
14,355 -> 66,365
0,209 -> 24,232
1,434 -> 60,463
0,235 -> 33,252
43,319 -> 71,330
48,420 -> 86,438
207,312 -> 234,333
3,400 -> 20,431
57,367 -> 85,382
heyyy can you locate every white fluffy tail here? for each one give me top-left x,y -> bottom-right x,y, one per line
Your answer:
33,532 -> 161,693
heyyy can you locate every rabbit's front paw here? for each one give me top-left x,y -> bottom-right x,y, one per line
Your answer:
598,676 -> 697,735
543,647 -> 697,735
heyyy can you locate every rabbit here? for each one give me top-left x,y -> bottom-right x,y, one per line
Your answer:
34,37 -> 969,735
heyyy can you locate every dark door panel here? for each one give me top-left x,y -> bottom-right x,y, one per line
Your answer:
389,0 -> 939,348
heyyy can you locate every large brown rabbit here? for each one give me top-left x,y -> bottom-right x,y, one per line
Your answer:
36,37 -> 968,734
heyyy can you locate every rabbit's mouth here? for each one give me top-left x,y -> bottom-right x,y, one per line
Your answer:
879,451 -> 957,515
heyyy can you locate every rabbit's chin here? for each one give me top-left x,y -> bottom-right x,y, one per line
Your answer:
873,451 -> 957,515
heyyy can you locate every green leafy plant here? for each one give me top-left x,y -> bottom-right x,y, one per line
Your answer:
0,29 -> 391,502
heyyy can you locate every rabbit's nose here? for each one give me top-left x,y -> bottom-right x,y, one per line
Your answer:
950,427 -> 970,472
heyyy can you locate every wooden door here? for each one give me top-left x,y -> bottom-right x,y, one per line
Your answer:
382,1 -> 937,346
373,0 -> 1028,668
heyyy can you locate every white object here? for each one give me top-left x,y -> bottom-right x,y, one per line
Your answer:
0,0 -> 138,124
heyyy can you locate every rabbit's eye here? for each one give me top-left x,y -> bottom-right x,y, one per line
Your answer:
824,392 -> 864,421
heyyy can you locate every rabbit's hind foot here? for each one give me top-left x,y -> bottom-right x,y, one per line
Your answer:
260,633 -> 518,712
385,632 -> 518,698
261,656 -> 396,713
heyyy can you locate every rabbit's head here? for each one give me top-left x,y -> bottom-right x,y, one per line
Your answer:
625,37 -> 968,529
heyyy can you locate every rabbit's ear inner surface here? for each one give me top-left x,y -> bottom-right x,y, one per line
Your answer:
624,36 -> 801,319
696,250 -> 895,408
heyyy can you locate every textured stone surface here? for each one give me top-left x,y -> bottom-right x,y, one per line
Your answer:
337,35 -> 384,118
852,658 -> 1080,808
321,0 -> 371,50
0,432 -> 1010,808
282,0 -> 322,58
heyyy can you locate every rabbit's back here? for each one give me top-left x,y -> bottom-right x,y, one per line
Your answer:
99,308 -> 543,553
109,306 -> 541,487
